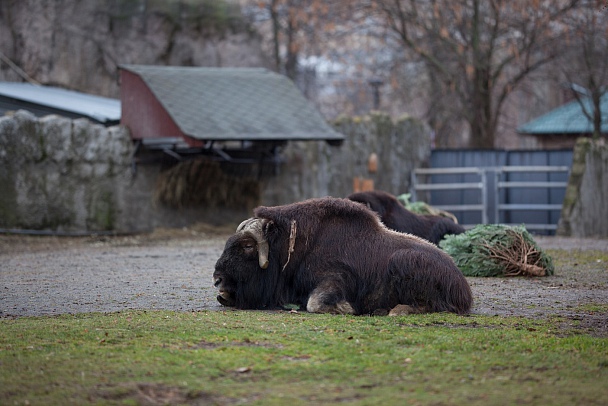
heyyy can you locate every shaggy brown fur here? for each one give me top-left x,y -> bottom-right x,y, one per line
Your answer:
348,190 -> 465,245
213,197 -> 472,315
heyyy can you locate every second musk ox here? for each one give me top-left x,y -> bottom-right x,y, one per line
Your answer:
347,190 -> 465,245
213,197 -> 472,315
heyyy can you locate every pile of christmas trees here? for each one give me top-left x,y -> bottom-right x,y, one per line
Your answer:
439,224 -> 554,277
397,193 -> 554,277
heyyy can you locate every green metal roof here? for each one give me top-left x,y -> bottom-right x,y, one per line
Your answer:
120,65 -> 344,142
517,93 -> 608,135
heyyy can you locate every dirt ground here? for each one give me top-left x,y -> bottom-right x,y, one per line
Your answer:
1,225 -> 607,336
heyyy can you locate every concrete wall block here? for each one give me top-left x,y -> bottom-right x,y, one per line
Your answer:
85,185 -> 117,231
577,144 -> 608,237
107,126 -> 134,164
558,138 -> 608,238
14,167 -> 74,230
2,111 -> 45,163
71,118 -> 112,163
0,115 -> 17,161
40,115 -> 73,163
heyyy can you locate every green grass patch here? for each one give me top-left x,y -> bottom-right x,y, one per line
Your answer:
1,310 -> 606,405
575,303 -> 608,313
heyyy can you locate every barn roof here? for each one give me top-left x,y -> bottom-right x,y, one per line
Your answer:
0,82 -> 121,125
119,65 -> 344,143
517,93 -> 608,135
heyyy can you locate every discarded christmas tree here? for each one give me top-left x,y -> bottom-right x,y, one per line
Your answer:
397,193 -> 459,223
439,224 -> 554,277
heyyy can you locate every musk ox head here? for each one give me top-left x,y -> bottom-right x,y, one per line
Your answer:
213,217 -> 274,308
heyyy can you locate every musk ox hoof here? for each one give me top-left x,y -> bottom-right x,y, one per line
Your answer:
334,300 -> 355,315
306,296 -> 355,314
388,304 -> 427,316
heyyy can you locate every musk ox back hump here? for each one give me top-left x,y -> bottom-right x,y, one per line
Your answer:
254,196 -> 385,239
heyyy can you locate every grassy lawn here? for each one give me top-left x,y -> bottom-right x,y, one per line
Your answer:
1,309 -> 606,405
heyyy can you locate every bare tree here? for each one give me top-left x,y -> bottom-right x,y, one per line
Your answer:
370,0 -> 580,148
244,0 -> 355,81
560,0 -> 608,139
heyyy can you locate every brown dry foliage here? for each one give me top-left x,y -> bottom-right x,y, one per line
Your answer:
154,159 -> 261,210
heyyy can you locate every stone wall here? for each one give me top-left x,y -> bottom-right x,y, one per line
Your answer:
0,111 -> 134,232
557,138 -> 608,238
262,113 -> 432,206
7,111 -> 606,237
0,111 -> 432,233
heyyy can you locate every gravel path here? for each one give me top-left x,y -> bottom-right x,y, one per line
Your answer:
1,230 -> 607,335
1,231 -> 228,317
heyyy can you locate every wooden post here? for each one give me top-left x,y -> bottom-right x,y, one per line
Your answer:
368,153 -> 378,173
353,177 -> 374,192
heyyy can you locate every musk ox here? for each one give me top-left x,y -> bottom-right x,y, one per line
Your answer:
347,190 -> 465,245
213,197 -> 472,315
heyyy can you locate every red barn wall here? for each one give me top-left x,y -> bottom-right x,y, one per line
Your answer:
120,69 -> 184,141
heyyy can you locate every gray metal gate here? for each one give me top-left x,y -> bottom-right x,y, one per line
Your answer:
411,165 -> 570,233
411,167 -> 489,224
494,166 -> 570,232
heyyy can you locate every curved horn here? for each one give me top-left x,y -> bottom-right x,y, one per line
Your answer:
236,218 -> 270,269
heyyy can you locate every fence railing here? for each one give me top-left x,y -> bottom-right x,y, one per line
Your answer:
410,167 -> 488,224
494,166 -> 569,231
411,166 -> 570,232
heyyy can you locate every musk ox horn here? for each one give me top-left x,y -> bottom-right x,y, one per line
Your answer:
236,218 -> 270,269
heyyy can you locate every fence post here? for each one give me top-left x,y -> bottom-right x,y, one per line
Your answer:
480,168 -> 488,224
494,169 -> 500,225
410,171 -> 417,202
479,167 -> 505,225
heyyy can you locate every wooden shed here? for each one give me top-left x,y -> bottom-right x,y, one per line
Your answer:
517,94 -> 608,149
118,65 -> 344,163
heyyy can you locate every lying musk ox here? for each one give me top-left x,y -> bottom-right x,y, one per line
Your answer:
347,190 -> 465,245
213,197 -> 472,315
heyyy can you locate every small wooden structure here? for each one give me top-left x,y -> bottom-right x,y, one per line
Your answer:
517,94 -> 608,149
119,65 -> 344,166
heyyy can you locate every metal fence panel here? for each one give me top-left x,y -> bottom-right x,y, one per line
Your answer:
416,149 -> 573,235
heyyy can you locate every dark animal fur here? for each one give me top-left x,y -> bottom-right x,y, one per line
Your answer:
347,190 -> 465,245
213,197 -> 472,315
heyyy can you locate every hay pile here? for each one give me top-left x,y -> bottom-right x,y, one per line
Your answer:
154,159 -> 261,210
439,224 -> 554,277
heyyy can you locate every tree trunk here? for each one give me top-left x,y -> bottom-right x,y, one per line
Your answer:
270,0 -> 281,72
469,65 -> 495,148
469,0 -> 495,149
592,90 -> 602,140
284,12 -> 298,81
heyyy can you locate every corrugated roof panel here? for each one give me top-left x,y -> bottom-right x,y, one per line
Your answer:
119,65 -> 344,142
0,82 -> 121,123
517,94 -> 608,135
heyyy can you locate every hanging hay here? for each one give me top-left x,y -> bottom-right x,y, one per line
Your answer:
154,159 -> 261,210
439,224 -> 554,277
